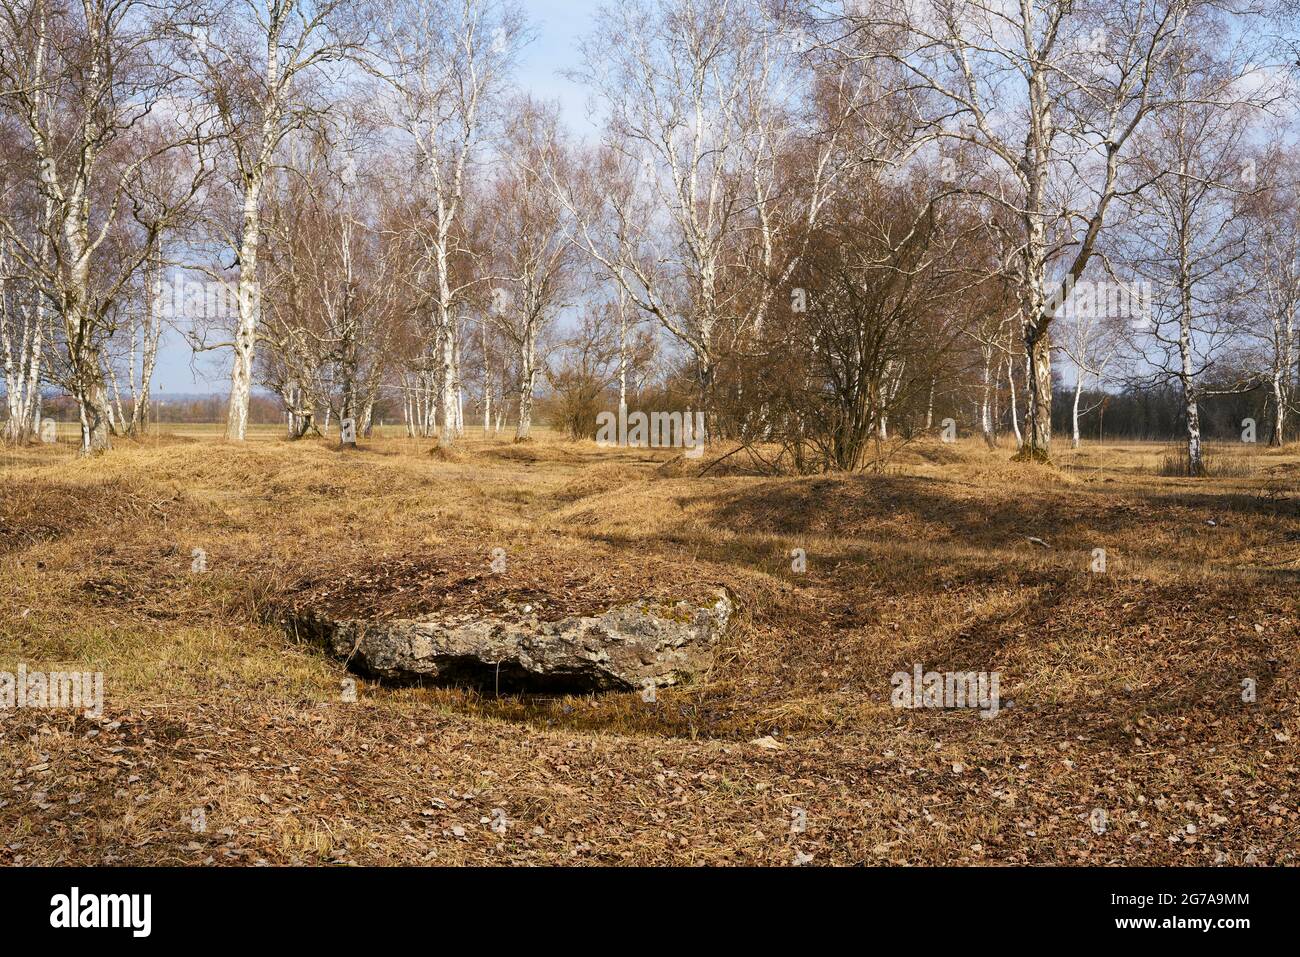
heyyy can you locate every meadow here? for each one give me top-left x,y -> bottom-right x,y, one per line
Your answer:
0,430 -> 1296,865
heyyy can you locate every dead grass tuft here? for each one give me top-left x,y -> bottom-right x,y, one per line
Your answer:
1157,444 -> 1257,478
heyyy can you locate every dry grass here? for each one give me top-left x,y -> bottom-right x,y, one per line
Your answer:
1156,443 -> 1258,479
1,430 -> 1297,865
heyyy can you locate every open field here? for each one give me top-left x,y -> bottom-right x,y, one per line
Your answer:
1,432 -> 1297,865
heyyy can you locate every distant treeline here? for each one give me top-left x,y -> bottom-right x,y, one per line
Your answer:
1055,384 -> 1272,442
34,393 -> 295,427
18,383 -> 1277,445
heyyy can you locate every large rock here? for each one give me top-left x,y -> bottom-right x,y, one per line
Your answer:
288,593 -> 732,693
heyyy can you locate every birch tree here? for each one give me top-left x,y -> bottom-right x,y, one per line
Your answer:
0,0 -> 208,451
1240,143 -> 1300,446
1058,284 -> 1120,448
370,0 -> 523,448
833,0 -> 1229,460
0,198 -> 46,442
485,96 -> 575,441
104,239 -> 165,435
568,0 -> 855,439
1116,46 -> 1261,475
185,0 -> 361,441
258,119 -> 402,443
966,307 -> 1017,448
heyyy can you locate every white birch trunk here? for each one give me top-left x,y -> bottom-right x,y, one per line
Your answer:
226,177 -> 264,441
979,346 -> 994,447
516,324 -> 536,441
1007,355 -> 1022,449
1072,376 -> 1084,450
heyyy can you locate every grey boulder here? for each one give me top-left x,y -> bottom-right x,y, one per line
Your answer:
288,593 -> 732,693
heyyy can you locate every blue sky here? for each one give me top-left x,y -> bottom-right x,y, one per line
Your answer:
516,0 -> 604,137
153,0 -> 603,396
